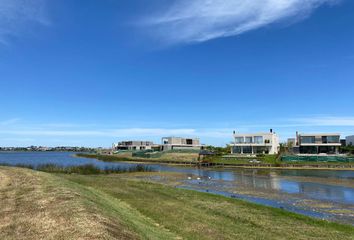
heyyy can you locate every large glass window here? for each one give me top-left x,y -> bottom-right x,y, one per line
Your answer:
235,137 -> 244,143
232,146 -> 241,154
245,137 -> 253,143
254,146 -> 267,154
254,136 -> 263,144
326,136 -> 340,143
242,146 -> 252,154
299,146 -> 317,154
318,146 -> 335,154
300,136 -> 315,144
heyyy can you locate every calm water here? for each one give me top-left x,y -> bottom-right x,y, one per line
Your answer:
1,151 -> 353,223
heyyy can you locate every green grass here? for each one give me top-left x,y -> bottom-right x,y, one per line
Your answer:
1,166 -> 353,239
206,154 -> 279,165
62,173 -> 354,240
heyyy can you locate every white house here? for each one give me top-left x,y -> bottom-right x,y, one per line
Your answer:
231,129 -> 280,155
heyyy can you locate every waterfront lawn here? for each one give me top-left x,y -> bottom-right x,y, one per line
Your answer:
63,173 -> 354,240
207,154 -> 279,165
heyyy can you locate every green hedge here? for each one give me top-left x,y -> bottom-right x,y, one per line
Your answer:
282,155 -> 354,163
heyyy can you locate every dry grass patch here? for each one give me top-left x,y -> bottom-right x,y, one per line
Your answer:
0,167 -> 138,240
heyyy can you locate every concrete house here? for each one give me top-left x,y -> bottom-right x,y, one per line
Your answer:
231,129 -> 280,155
296,133 -> 341,154
112,141 -> 159,151
161,137 -> 202,151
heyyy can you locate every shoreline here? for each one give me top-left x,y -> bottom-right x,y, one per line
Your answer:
75,153 -> 354,171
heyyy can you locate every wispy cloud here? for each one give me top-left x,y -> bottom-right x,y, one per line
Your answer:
144,0 -> 340,44
0,118 -> 21,126
0,0 -> 49,43
0,116 -> 353,146
290,116 -> 354,127
0,128 -> 197,137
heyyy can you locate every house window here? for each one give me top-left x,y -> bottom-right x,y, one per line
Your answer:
235,137 -> 244,143
327,136 -> 340,143
300,146 -> 317,154
254,136 -> 263,144
242,146 -> 252,154
245,137 -> 253,143
186,139 -> 193,145
300,136 -> 315,144
232,146 -> 241,154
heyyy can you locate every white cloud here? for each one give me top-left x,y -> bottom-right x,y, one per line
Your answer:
291,116 -> 354,127
145,0 -> 340,44
0,0 -> 49,43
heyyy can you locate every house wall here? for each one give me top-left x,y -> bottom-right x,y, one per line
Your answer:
346,135 -> 354,146
231,132 -> 280,155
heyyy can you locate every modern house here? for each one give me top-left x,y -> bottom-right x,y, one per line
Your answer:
231,129 -> 280,155
161,137 -> 202,151
112,141 -> 159,151
296,133 -> 341,154
346,135 -> 354,146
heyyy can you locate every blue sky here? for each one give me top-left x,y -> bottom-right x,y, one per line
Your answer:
0,0 -> 354,147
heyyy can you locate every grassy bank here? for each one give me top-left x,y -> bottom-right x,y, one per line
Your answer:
0,163 -> 152,175
0,166 -> 173,239
78,152 -> 200,163
77,154 -> 354,169
63,174 -> 354,240
1,166 -> 353,239
76,153 -> 277,164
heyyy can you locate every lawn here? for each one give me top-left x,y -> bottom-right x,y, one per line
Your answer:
1,166 -> 353,240
64,173 -> 354,240
207,154 -> 279,165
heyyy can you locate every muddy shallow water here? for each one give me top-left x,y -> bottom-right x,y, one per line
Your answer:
1,152 -> 353,225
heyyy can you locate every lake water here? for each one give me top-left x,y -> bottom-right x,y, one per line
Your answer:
1,152 -> 353,224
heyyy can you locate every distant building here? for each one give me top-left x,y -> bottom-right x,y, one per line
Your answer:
161,137 -> 202,151
231,129 -> 280,155
112,141 -> 159,151
346,135 -> 354,146
296,133 -> 341,154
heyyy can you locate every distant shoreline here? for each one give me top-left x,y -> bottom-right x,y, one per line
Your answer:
76,153 -> 354,171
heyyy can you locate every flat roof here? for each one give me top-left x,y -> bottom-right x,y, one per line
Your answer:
298,133 -> 340,136
233,132 -> 277,136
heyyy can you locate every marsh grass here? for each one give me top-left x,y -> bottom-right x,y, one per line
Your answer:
0,163 -> 153,175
